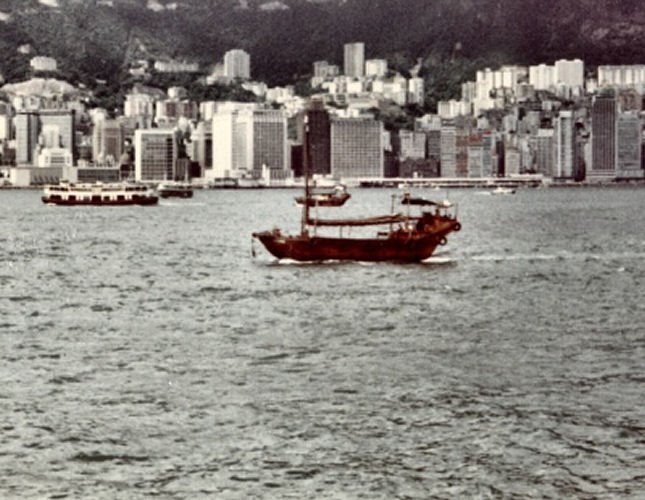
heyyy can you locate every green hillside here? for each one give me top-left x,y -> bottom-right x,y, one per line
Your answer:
1,0 -> 644,105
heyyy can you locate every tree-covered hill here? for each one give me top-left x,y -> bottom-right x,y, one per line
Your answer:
1,0 -> 644,98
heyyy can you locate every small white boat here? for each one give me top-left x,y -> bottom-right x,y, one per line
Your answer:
490,186 -> 516,195
157,181 -> 193,198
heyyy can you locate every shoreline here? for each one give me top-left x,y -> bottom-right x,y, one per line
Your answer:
3,182 -> 645,191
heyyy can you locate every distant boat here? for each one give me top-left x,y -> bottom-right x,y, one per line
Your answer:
210,177 -> 238,189
42,181 -> 158,206
157,181 -> 193,198
295,184 -> 351,207
490,186 -> 516,195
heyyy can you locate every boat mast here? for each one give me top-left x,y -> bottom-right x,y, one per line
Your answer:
302,115 -> 311,234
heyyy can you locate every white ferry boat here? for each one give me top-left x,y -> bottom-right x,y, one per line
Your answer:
42,182 -> 159,206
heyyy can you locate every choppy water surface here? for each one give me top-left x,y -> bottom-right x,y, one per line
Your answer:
1,187 -> 644,499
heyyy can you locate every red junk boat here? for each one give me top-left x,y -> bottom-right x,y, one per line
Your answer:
254,98 -> 461,262
253,190 -> 461,263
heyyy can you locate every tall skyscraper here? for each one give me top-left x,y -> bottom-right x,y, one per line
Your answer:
343,42 -> 365,78
14,112 -> 40,165
0,102 -> 11,141
212,107 -> 287,179
467,135 -> 484,178
297,100 -> 331,176
555,111 -> 575,178
40,110 -> 75,158
616,112 -> 643,178
190,121 -> 212,171
440,119 -> 469,177
224,49 -> 251,80
529,64 -> 556,91
330,117 -> 383,178
245,110 -> 287,177
591,92 -> 617,178
134,129 -> 177,181
535,128 -> 555,177
440,122 -> 457,177
93,119 -> 124,166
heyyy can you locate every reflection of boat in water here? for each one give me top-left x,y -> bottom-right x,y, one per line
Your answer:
490,186 -> 516,195
295,185 -> 351,207
157,181 -> 193,198
253,192 -> 461,262
42,181 -> 158,206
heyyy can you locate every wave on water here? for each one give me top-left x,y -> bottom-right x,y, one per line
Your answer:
421,256 -> 456,265
471,251 -> 645,263
159,202 -> 206,207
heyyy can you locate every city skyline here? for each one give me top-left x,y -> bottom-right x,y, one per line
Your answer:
3,48 -> 645,187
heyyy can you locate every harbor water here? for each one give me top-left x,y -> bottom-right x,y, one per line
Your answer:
1,187 -> 644,499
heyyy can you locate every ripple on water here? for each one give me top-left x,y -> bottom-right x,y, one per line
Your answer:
1,188 -> 644,498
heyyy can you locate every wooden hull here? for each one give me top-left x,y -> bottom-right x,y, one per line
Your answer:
253,230 -> 450,262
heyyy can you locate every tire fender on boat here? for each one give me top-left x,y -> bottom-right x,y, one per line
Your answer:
439,237 -> 447,246
453,222 -> 461,232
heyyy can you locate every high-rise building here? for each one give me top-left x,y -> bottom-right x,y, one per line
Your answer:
93,119 -> 124,166
555,111 -> 575,178
311,61 -> 340,88
591,92 -> 617,178
535,128 -> 555,177
134,129 -> 177,182
505,147 -> 521,176
597,65 -> 645,88
40,110 -> 75,157
399,130 -> 426,160
224,49 -> 251,80
467,136 -> 484,178
426,129 -> 441,162
212,107 -> 287,179
297,100 -> 331,176
365,59 -> 387,78
313,61 -> 340,79
616,112 -> 643,178
467,132 -> 495,178
617,89 -> 642,112
0,102 -> 11,141
482,131 -> 496,177
529,64 -> 556,91
123,86 -> 164,128
555,59 -> 584,88
440,119 -> 469,177
330,117 -> 383,178
408,77 -> 425,105
343,42 -> 365,78
14,112 -> 40,165
190,121 -> 212,172
155,99 -> 199,127
245,110 -> 288,177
